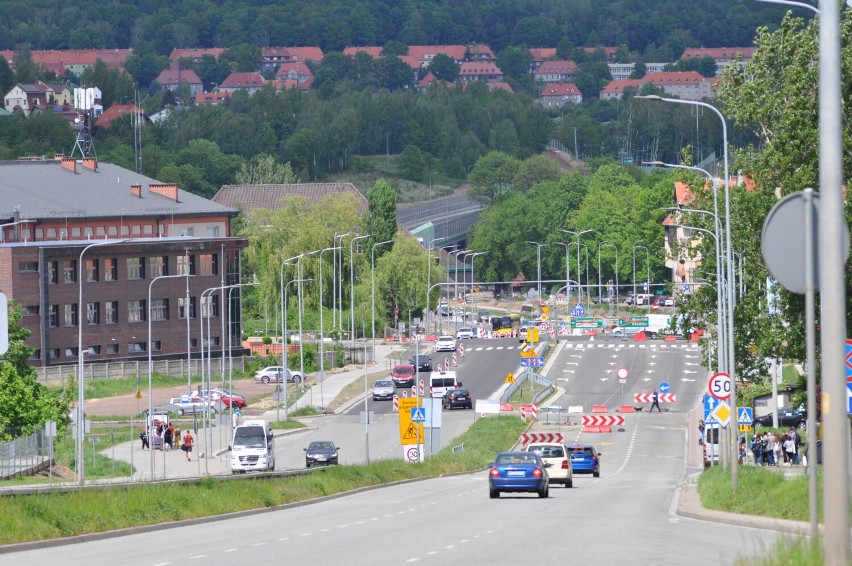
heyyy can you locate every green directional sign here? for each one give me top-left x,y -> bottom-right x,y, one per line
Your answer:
571,317 -> 604,328
618,316 -> 648,328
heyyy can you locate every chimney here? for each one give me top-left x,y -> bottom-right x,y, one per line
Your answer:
60,157 -> 77,173
130,184 -> 142,198
149,183 -> 179,202
54,153 -> 64,160
82,157 -> 97,172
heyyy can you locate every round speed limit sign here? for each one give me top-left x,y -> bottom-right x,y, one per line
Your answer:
708,372 -> 732,400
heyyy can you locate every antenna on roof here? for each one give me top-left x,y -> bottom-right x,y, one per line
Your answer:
71,87 -> 97,159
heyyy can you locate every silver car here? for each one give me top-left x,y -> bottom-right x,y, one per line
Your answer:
254,366 -> 304,384
372,379 -> 395,401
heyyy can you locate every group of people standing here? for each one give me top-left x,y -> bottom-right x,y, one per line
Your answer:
750,429 -> 802,466
139,422 -> 194,461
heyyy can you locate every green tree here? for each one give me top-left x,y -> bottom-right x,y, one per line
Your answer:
426,53 -> 458,82
363,179 -> 398,252
513,154 -> 563,192
235,154 -> 299,184
497,46 -> 532,81
378,56 -> 414,91
220,44 -> 262,73
396,144 -> 426,182
469,151 -> 520,206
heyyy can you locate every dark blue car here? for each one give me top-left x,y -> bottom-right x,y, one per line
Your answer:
567,444 -> 600,477
488,451 -> 550,498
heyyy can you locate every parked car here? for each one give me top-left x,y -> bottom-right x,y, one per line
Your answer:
435,335 -> 456,352
456,327 -> 475,340
526,443 -> 573,488
409,355 -> 432,372
140,403 -> 184,417
372,379 -> 395,401
168,395 -> 218,416
663,296 -> 676,307
304,440 -> 339,467
567,444 -> 601,477
488,451 -> 550,498
199,387 -> 246,409
390,364 -> 416,388
254,366 -> 304,384
441,388 -> 472,410
753,408 -> 807,430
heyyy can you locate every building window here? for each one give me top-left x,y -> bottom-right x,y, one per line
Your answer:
48,305 -> 59,327
65,347 -> 79,357
183,227 -> 194,236
127,300 -> 146,322
86,302 -> 100,324
127,258 -> 145,280
104,258 -> 117,281
96,227 -> 105,237
190,338 -> 198,348
64,303 -> 78,327
121,226 -> 129,236
47,228 -> 56,239
29,349 -> 40,360
199,253 -> 217,276
85,259 -> 99,282
22,305 -> 39,316
48,261 -> 58,284
132,225 -> 141,235
152,341 -> 162,352
151,298 -> 168,321
129,342 -> 147,353
48,348 -> 60,359
17,261 -> 38,272
207,226 -> 219,237
87,345 -> 101,355
106,343 -> 119,354
201,294 -> 219,318
105,301 -> 118,324
149,256 -> 168,277
71,227 -> 81,238
177,254 -> 195,276
63,260 -> 77,283
203,336 -> 221,347
179,296 -> 196,319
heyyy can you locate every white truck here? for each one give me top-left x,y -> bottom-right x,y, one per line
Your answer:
611,314 -> 674,339
230,419 -> 275,473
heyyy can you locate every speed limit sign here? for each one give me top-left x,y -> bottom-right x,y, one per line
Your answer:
708,372 -> 732,400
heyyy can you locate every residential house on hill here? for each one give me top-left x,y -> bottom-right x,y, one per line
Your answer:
599,71 -> 715,101
599,79 -> 644,101
195,91 -> 231,105
539,83 -> 583,108
534,60 -> 579,83
273,62 -> 315,89
681,47 -> 755,74
4,81 -> 53,116
458,61 -> 503,82
95,104 -> 149,128
155,66 -> 204,98
11,49 -> 133,77
528,48 -> 557,73
218,72 -> 266,94
260,46 -> 324,73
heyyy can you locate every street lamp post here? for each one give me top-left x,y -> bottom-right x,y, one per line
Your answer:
283,277 -> 312,420
632,242 -> 648,306
560,229 -> 594,306
463,251 -> 486,315
318,246 -> 341,409
526,241 -> 549,305
148,273 -> 193,480
76,238 -> 128,485
636,94 -> 737,486
349,235 -> 372,345
332,232 -> 351,331
426,238 -> 441,334
451,249 -> 469,309
599,242 -> 618,316
297,250 -> 322,393
371,240 -> 393,356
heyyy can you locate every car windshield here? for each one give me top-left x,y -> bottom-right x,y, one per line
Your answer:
310,442 -> 335,452
394,367 -> 414,375
233,428 -> 267,449
496,454 -> 538,465
568,447 -> 594,456
439,336 -> 453,341
375,380 -> 393,388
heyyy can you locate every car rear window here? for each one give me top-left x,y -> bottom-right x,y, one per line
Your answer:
432,378 -> 456,388
568,447 -> 594,456
530,446 -> 565,457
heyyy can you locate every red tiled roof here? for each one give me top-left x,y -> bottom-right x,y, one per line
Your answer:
599,79 -> 644,94
343,46 -> 384,58
194,91 -> 231,104
155,68 -> 202,86
95,104 -> 145,128
540,83 -> 582,96
169,48 -> 225,61
220,72 -> 266,89
681,47 -> 756,61
528,48 -> 557,62
459,61 -> 502,76
534,60 -> 579,75
643,71 -> 706,86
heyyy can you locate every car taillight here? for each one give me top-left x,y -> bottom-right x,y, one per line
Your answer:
490,468 -> 500,477
561,460 -> 569,470
590,455 -> 598,461
532,467 -> 543,477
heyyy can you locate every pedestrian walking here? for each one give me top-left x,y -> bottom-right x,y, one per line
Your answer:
783,433 -> 796,466
649,390 -> 661,413
182,430 -> 194,461
764,432 -> 776,465
698,419 -> 705,445
751,433 -> 764,465
139,428 -> 149,451
163,424 -> 173,452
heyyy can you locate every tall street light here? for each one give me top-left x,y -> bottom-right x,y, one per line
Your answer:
560,229 -> 594,306
426,238 -> 442,334
526,241 -> 549,305
371,240 -> 393,356
451,249 -> 469,308
632,242 -> 648,305
464,251 -> 486,313
317,246 -> 341,409
332,232 -> 351,331
349,235 -> 372,345
598,241 -> 618,310
76,238 -> 129,485
298,249 -> 322,392
148,272 -> 193,480
282,277 -> 312,421
635,94 -> 738,487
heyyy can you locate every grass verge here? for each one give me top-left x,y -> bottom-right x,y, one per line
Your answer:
0,415 -> 527,545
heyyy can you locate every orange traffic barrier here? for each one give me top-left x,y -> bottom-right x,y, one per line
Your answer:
591,405 -> 608,413
664,335 -> 677,342
598,425 -> 612,433
582,425 -> 601,433
618,405 -> 635,413
634,331 -> 647,341
690,332 -> 701,342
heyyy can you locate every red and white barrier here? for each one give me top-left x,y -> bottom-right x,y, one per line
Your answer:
634,393 -> 676,403
452,353 -> 457,367
436,363 -> 443,372
411,385 -> 417,398
591,405 -> 609,413
444,357 -> 450,369
402,390 -> 408,398
392,395 -> 399,412
519,432 -> 564,446
582,415 -> 625,427
459,343 -> 465,357
418,379 -> 425,396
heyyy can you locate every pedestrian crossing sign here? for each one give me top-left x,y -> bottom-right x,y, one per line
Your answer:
737,407 -> 753,425
410,407 -> 426,422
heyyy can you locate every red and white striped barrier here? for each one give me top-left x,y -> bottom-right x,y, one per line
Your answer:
411,385 -> 417,398
459,343 -> 465,357
452,353 -> 457,367
591,405 -> 609,413
392,395 -> 399,412
436,363 -> 443,372
402,390 -> 408,398
520,403 -> 538,421
582,415 -> 625,427
419,379 -> 425,396
634,393 -> 676,403
519,432 -> 564,446
444,357 -> 450,369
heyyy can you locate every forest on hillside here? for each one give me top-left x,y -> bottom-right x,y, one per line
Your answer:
2,1 -> 799,57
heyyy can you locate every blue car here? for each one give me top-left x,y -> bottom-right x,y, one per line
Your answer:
567,444 -> 600,477
488,451 -> 550,498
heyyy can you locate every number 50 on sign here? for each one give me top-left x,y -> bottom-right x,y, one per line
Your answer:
708,372 -> 731,400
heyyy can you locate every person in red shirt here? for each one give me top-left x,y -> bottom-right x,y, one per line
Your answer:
182,430 -> 194,461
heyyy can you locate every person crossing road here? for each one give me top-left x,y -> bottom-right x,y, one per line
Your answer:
650,390 -> 662,413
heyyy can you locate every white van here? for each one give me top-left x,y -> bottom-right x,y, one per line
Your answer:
230,419 -> 275,473
702,423 -> 721,466
429,371 -> 461,398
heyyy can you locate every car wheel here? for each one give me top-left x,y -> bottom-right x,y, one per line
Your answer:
566,478 -> 573,488
261,376 -> 270,384
305,462 -> 311,468
753,422 -> 763,429
593,470 -> 600,478
176,408 -> 185,416
539,486 -> 548,498
489,489 -> 499,499
292,374 -> 303,383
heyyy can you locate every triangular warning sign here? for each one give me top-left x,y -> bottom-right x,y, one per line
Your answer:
403,423 -> 420,440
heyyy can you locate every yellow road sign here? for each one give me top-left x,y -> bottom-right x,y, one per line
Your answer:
135,390 -> 142,400
520,348 -> 536,358
541,306 -> 550,314
505,373 -> 515,383
739,424 -> 752,433
397,397 -> 424,445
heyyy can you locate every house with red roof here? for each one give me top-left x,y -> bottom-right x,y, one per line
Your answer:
260,46 -> 324,73
155,66 -> 204,98
539,83 -> 583,108
681,47 -> 755,74
528,48 -> 557,73
25,49 -> 132,77
458,61 -> 503,82
3,81 -> 54,116
169,48 -> 226,64
95,104 -> 149,128
273,61 -> 315,89
534,60 -> 579,83
194,91 -> 231,105
600,72 -> 715,101
218,72 -> 266,94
